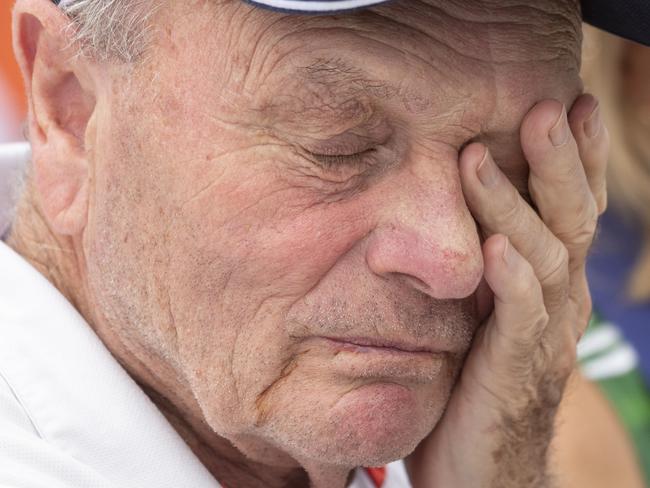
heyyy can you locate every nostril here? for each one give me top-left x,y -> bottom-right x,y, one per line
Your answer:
390,273 -> 432,295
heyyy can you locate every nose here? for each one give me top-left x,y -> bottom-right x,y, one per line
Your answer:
365,152 -> 484,299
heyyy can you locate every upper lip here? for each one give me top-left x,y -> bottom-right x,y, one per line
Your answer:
322,336 -> 438,354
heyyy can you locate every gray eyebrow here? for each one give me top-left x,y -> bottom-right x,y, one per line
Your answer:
299,57 -> 400,102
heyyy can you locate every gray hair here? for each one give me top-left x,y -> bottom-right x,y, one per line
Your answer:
59,0 -> 157,62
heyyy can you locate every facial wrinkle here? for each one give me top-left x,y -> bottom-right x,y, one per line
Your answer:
298,56 -> 459,121
254,350 -> 304,426
375,0 -> 581,63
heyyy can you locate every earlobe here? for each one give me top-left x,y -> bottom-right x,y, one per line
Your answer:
13,0 -> 96,236
34,124 -> 91,235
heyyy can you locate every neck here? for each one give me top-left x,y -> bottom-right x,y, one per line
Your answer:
131,364 -> 354,488
8,188 -> 89,319
139,383 -> 314,488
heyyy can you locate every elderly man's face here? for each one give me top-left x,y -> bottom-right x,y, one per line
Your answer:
83,0 -> 581,468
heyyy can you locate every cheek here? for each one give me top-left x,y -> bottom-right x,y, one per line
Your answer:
253,204 -> 373,295
163,171 -> 374,429
170,170 -> 372,304
84,105 -> 184,356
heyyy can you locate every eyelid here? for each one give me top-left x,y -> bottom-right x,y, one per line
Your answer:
303,138 -> 376,156
300,116 -> 393,156
304,148 -> 376,168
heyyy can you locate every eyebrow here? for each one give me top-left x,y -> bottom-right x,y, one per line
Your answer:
300,57 -> 395,98
254,57 -> 397,133
298,56 -> 441,118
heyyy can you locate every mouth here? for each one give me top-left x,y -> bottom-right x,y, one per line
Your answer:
311,336 -> 448,383
322,336 -> 437,355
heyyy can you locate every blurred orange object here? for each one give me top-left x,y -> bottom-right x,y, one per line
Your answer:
1,2 -> 26,141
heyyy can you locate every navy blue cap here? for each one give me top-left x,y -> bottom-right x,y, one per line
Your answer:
581,0 -> 650,47
51,0 -> 650,47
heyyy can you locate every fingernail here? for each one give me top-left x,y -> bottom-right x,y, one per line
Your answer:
549,106 -> 569,147
502,236 -> 514,266
584,104 -> 601,138
476,148 -> 499,188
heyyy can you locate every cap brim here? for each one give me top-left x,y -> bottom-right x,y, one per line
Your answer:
581,0 -> 650,46
244,0 -> 388,13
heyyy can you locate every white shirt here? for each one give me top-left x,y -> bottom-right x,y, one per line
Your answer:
0,143 -> 411,488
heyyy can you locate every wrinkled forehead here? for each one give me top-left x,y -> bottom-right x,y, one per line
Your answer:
222,2 -> 580,86
215,0 -> 582,137
229,0 -> 582,67
370,0 -> 582,64
153,1 -> 582,101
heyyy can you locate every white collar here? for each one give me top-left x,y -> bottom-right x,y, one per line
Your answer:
0,240 -> 219,487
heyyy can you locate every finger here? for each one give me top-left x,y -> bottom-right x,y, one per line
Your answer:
484,235 -> 577,391
568,93 -> 610,215
460,144 -> 570,314
482,234 -> 549,358
520,100 -> 599,266
567,260 -> 593,336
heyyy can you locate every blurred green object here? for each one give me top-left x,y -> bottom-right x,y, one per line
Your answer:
579,314 -> 650,485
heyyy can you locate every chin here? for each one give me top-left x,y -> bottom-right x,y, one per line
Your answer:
265,381 -> 447,469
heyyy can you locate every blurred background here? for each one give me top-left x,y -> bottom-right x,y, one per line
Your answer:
0,2 -> 27,238
0,2 -> 24,143
569,25 -> 650,487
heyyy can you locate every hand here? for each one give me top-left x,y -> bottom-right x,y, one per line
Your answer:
405,94 -> 609,488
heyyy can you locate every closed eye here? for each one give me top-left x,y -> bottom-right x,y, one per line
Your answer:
305,148 -> 377,169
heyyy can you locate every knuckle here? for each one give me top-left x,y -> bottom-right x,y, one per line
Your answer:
568,225 -> 597,258
557,202 -> 599,257
579,198 -> 599,237
520,306 -> 550,338
497,186 -> 524,229
509,260 -> 538,298
540,243 -> 570,286
554,343 -> 578,379
537,332 -> 577,386
534,310 -> 551,334
553,195 -> 599,249
543,285 -> 570,312
539,244 -> 570,310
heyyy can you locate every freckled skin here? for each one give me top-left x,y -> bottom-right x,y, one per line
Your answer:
72,0 -> 582,486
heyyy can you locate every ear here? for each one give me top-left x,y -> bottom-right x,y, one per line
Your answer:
13,0 -> 96,236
